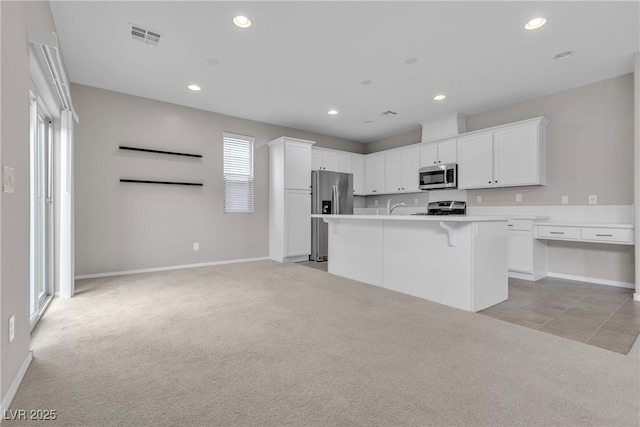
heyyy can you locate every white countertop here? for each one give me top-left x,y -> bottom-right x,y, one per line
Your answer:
312,214 -> 509,222
534,221 -> 634,228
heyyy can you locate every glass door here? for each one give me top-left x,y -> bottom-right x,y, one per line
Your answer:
30,92 -> 53,327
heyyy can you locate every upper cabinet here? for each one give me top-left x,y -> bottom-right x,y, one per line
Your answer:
458,117 -> 548,189
365,154 -> 385,194
311,147 -> 365,195
311,148 -> 339,171
385,146 -> 420,193
419,138 -> 457,167
351,154 -> 365,195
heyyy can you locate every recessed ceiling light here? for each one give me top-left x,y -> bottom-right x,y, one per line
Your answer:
206,58 -> 220,66
361,79 -> 372,85
328,109 -> 338,115
233,15 -> 252,28
525,17 -> 546,30
364,120 -> 374,124
553,51 -> 575,60
405,57 -> 418,64
434,94 -> 446,101
188,84 -> 201,91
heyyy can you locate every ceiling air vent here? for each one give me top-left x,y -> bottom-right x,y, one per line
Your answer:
130,24 -> 163,46
379,110 -> 398,117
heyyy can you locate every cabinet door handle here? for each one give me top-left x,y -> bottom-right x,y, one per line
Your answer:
596,234 -> 613,237
508,224 -> 513,227
550,231 -> 564,235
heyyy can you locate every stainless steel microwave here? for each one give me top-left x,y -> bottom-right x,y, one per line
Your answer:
419,163 -> 458,190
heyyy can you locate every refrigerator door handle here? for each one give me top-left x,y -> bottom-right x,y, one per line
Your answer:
332,184 -> 337,214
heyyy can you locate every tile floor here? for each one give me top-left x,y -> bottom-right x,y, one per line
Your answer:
480,277 -> 640,354
296,261 -> 640,354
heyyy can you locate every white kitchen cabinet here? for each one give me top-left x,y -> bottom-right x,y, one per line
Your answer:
384,146 -> 420,193
457,132 -> 494,188
268,137 -> 315,262
507,218 -> 547,281
365,154 -> 385,194
311,147 -> 364,195
338,153 -> 352,174
311,148 -> 339,171
458,117 -> 548,189
420,138 -> 457,167
351,154 -> 365,195
384,151 -> 402,193
534,223 -> 634,245
285,189 -> 311,257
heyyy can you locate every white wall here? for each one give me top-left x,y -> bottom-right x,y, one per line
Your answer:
72,84 -> 365,276
0,0 -> 58,407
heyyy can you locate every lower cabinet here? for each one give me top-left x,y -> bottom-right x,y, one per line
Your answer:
507,219 -> 547,281
285,189 -> 311,257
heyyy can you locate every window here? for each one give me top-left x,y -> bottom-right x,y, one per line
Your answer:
223,133 -> 254,213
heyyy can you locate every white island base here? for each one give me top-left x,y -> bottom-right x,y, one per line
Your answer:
315,215 -> 509,312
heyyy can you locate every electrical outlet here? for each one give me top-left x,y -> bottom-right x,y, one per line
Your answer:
516,193 -> 522,202
561,196 -> 568,205
3,166 -> 14,194
588,195 -> 597,205
414,198 -> 418,205
374,200 -> 378,206
476,195 -> 482,203
9,315 -> 14,343
193,243 -> 199,251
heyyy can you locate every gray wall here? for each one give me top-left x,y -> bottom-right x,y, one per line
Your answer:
0,0 -> 57,405
72,84 -> 365,275
465,73 -> 634,207
368,74 -> 634,207
364,127 -> 421,154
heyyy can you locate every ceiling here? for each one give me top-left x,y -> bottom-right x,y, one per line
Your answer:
49,1 -> 639,143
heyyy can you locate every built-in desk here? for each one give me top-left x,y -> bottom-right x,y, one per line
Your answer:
534,222 -> 634,245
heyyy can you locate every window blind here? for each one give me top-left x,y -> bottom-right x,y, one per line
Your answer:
223,133 -> 254,213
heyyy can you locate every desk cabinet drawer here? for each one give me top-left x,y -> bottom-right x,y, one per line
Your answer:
536,226 -> 580,240
581,228 -> 632,244
507,219 -> 532,231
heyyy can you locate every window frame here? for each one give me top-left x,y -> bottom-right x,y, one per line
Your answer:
223,132 -> 255,214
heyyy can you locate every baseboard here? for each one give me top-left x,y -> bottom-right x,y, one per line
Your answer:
546,272 -> 635,289
75,257 -> 271,280
508,271 -> 546,281
1,351 -> 33,418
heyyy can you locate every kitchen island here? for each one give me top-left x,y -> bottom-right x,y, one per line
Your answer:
312,214 -> 509,312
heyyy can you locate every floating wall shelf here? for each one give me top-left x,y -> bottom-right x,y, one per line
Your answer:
119,145 -> 203,158
120,179 -> 203,187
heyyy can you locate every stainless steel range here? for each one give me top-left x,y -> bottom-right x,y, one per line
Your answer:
413,200 -> 466,216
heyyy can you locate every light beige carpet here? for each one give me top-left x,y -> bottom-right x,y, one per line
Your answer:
5,260 -> 640,426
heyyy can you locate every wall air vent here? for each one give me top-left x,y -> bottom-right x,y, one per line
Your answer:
130,24 -> 163,46
379,110 -> 398,117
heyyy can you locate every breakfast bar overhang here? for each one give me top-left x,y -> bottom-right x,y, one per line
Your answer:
313,214 -> 510,312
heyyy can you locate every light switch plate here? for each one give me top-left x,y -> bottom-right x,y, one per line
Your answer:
3,166 -> 14,194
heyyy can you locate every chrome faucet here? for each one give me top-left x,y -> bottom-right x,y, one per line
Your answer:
387,198 -> 407,215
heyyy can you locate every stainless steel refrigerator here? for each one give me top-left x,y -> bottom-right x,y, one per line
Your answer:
310,170 -> 354,261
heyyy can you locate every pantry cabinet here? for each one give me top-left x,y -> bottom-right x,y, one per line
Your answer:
458,117 -> 548,190
268,137 -> 315,262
